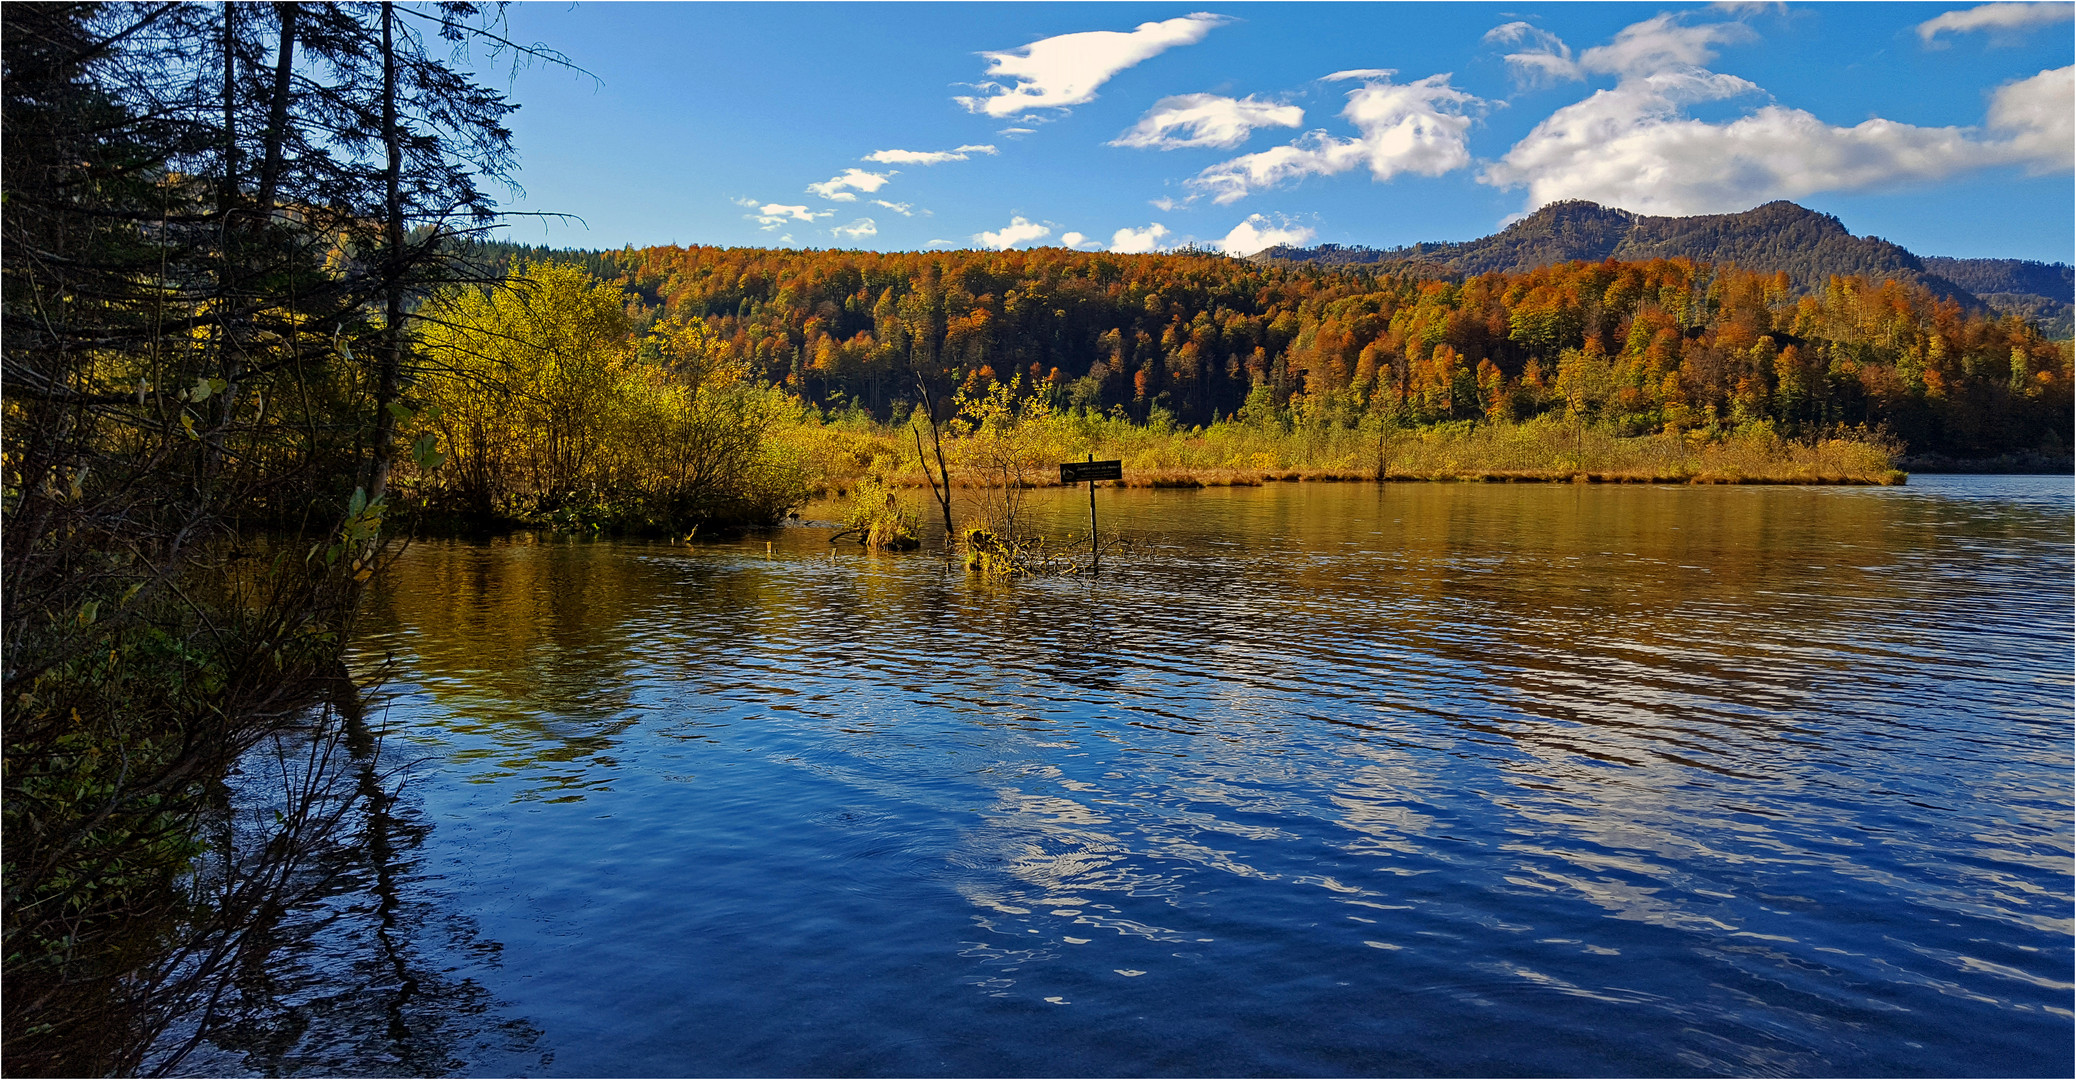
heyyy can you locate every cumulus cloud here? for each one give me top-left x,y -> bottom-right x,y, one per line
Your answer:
871,199 -> 918,216
1189,71 -> 1482,203
975,216 -> 1052,249
1108,223 -> 1171,253
1481,61 -> 2075,216
831,218 -> 878,242
862,144 -> 997,166
1987,65 -> 2076,170
1918,2 -> 2075,43
1475,10 -> 2070,216
746,202 -> 830,230
956,12 -> 1229,118
807,168 -> 893,201
1217,214 -> 1314,256
1111,94 -> 1306,149
1059,231 -> 1104,251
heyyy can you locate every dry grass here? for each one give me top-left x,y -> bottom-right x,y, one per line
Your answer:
783,410 -> 1904,493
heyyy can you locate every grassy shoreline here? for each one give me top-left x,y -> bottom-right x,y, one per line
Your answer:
793,412 -> 1908,494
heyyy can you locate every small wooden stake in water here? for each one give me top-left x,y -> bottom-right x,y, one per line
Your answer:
1087,453 -> 1099,571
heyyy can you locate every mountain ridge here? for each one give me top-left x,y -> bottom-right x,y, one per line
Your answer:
1255,201 -> 2072,337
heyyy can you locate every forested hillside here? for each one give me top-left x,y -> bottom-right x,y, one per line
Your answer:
481,242 -> 2071,458
1258,201 -> 2073,338
1920,257 -> 2075,303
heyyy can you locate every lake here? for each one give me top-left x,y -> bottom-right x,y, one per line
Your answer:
176,476 -> 2073,1077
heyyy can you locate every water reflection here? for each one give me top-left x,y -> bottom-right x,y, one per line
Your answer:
190,477 -> 2070,1077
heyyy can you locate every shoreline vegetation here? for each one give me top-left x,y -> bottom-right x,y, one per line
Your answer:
381,240 -> 2071,537
788,410 -> 1907,495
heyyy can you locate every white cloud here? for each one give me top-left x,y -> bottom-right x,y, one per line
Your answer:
1189,71 -> 1483,203
925,239 -> 956,249
862,144 -> 998,166
747,203 -> 830,230
1919,2 -> 2075,43
1987,65 -> 2076,171
1059,231 -> 1104,251
1150,195 -> 1190,212
975,216 -> 1052,250
871,199 -> 918,216
1485,12 -> 1757,87
1485,21 -> 1582,86
1217,214 -> 1314,255
1112,94 -> 1306,149
956,12 -> 1230,118
1577,13 -> 1756,78
1476,11 -> 2070,216
831,218 -> 878,243
999,126 -> 1038,137
1108,223 -> 1170,253
1481,62 -> 2075,216
807,168 -> 893,200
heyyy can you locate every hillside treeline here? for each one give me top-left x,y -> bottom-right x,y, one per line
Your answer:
558,244 -> 2070,457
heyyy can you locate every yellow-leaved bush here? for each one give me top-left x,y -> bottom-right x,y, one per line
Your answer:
410,262 -> 808,531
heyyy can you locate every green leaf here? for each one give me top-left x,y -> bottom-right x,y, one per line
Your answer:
348,487 -> 366,516
411,433 -> 446,471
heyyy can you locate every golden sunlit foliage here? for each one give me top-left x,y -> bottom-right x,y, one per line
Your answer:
410,262 -> 810,531
530,244 -> 2068,458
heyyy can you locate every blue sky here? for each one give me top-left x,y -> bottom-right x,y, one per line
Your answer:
481,2 -> 2075,261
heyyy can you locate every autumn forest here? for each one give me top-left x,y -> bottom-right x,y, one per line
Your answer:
509,242 -> 2071,454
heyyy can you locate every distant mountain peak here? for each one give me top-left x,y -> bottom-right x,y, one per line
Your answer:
1253,200 -> 2070,338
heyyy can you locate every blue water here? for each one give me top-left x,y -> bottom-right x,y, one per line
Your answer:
179,476 -> 2074,1076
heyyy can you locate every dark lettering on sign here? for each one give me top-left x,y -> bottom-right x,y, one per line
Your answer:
1060,460 -> 1123,484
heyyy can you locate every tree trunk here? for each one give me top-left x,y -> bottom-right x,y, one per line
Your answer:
255,3 -> 297,211
207,1 -> 240,483
366,1 -> 403,507
912,372 -> 954,545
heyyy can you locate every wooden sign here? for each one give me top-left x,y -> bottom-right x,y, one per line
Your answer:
1062,456 -> 1120,570
1060,459 -> 1123,484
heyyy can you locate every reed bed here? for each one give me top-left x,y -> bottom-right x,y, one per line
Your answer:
788,410 -> 1904,493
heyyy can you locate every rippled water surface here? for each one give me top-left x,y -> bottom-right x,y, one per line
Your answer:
192,477 -> 2073,1076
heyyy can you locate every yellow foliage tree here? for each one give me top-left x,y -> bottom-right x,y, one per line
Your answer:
413,262 -> 805,529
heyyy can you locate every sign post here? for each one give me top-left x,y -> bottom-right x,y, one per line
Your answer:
1059,456 -> 1123,570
